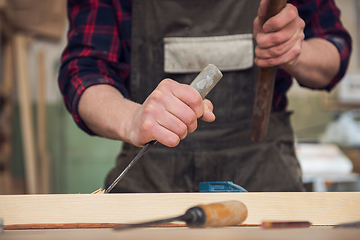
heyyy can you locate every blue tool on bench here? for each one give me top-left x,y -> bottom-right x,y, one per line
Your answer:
199,181 -> 247,192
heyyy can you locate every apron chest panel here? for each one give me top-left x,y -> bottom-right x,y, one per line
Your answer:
164,34 -> 254,73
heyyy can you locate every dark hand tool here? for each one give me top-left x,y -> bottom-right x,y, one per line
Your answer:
251,0 -> 287,142
114,200 -> 247,230
105,64 -> 223,193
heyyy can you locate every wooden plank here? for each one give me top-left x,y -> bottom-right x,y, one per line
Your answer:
0,193 -> 359,226
37,49 -> 50,194
2,227 -> 360,240
14,34 -> 38,194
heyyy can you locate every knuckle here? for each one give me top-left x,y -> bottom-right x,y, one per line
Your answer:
161,78 -> 173,85
299,18 -> 305,29
265,58 -> 277,66
143,103 -> 156,115
187,93 -> 203,115
288,5 -> 298,20
269,18 -> 280,29
299,31 -> 305,41
269,46 -> 282,57
150,89 -> 163,102
293,45 -> 301,56
158,78 -> 174,90
141,119 -> 155,132
189,89 -> 202,104
183,112 -> 197,126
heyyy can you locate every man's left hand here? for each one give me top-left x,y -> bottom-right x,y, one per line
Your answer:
253,0 -> 305,69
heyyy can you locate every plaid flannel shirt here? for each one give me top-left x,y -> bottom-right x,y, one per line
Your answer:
58,0 -> 352,135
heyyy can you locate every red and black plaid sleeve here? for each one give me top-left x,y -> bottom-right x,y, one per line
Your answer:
59,0 -> 352,130
273,0 -> 352,112
58,0 -> 132,134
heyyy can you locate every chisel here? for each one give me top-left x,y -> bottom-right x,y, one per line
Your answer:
105,64 -> 223,193
114,200 -> 248,230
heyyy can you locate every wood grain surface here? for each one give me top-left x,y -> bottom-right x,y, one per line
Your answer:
1,192 -> 359,227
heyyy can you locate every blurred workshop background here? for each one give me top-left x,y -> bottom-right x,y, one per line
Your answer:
0,0 -> 360,194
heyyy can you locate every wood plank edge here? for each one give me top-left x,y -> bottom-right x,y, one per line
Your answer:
4,223 -> 259,230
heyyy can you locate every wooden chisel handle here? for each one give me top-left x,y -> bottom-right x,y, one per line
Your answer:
196,201 -> 248,228
114,200 -> 248,230
251,0 -> 287,142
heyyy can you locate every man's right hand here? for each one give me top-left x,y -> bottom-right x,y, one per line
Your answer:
78,79 -> 215,147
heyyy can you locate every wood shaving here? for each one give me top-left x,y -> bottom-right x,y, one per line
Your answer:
91,188 -> 105,194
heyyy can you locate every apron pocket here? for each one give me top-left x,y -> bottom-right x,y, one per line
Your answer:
164,34 -> 254,73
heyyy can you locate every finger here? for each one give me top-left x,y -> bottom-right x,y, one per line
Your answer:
144,84 -> 195,137
155,109 -> 189,140
253,16 -> 264,38
263,4 -> 298,33
256,19 -> 304,49
255,27 -> 304,67
253,0 -> 270,37
277,42 -> 302,67
257,0 -> 271,24
151,125 -> 182,148
255,42 -> 302,68
156,90 -> 198,134
255,34 -> 297,59
170,81 -> 204,119
163,96 -> 198,133
156,79 -> 201,131
137,104 -> 183,147
200,99 -> 215,122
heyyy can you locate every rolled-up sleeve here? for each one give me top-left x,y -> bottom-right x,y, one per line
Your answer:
58,0 -> 131,135
294,0 -> 352,91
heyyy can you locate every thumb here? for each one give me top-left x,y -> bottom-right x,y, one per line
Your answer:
258,0 -> 271,25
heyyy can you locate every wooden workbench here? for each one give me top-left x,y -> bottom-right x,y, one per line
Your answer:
2,227 -> 360,240
1,192 -> 360,239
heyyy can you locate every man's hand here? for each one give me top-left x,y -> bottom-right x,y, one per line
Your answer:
253,0 -> 341,88
253,0 -> 305,69
127,79 -> 215,147
78,80 -> 215,148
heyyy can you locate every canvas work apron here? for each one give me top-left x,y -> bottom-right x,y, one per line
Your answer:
105,0 -> 305,192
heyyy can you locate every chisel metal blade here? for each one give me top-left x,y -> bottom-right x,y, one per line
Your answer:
104,140 -> 156,193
